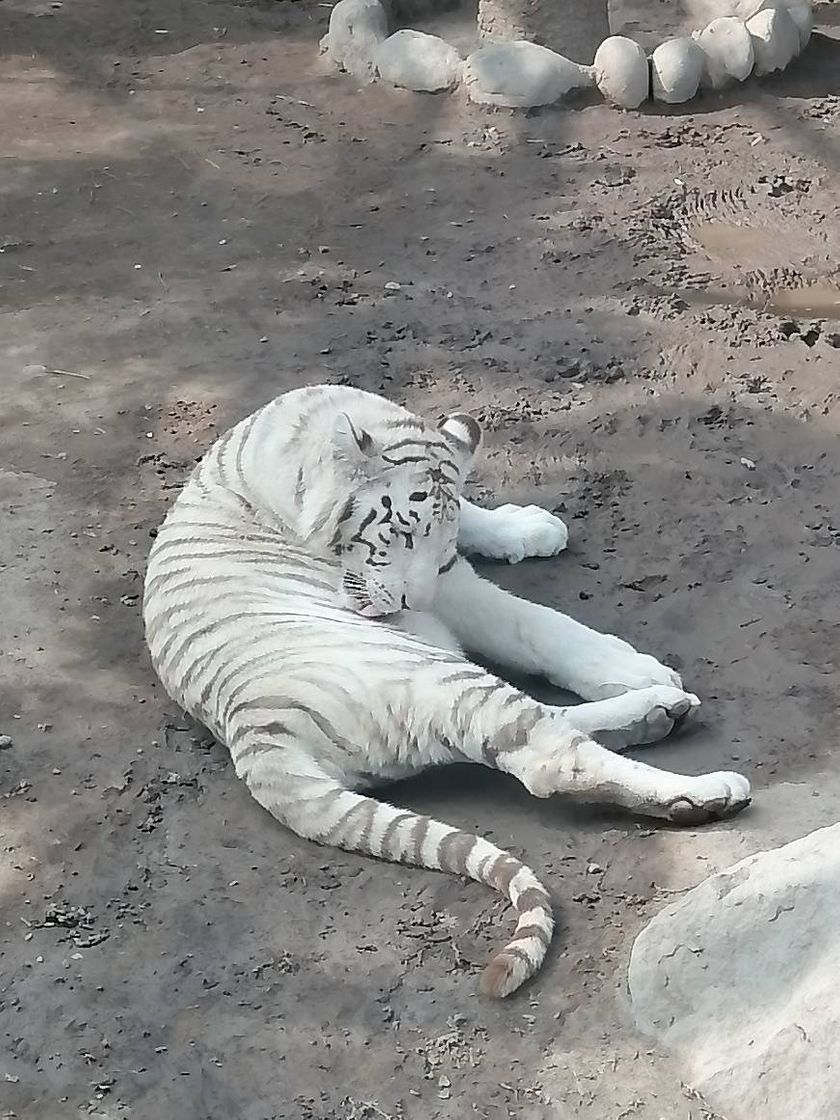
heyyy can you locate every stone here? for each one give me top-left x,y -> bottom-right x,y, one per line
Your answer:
628,823 -> 840,1120
463,41 -> 592,109
694,17 -> 755,88
320,0 -> 388,79
747,4 -> 800,74
374,29 -> 462,92
688,0 -> 812,47
727,0 -> 812,43
782,0 -> 813,49
593,36 -> 649,109
650,37 -> 706,104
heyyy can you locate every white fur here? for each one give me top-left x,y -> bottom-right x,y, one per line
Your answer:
432,556 -> 682,701
144,385 -> 752,997
146,384 -> 751,819
458,499 -> 569,563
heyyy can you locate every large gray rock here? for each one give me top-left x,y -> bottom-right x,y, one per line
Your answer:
629,823 -> 840,1120
694,16 -> 755,88
747,4 -> 801,73
650,37 -> 706,104
320,0 -> 388,79
463,41 -> 592,108
374,29 -> 462,91
593,36 -> 649,109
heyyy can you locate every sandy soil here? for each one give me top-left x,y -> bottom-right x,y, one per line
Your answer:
2,2 -> 840,1118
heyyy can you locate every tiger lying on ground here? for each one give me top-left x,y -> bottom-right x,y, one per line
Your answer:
143,384 -> 751,997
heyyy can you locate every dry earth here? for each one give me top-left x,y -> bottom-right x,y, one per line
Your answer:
2,2 -> 840,1118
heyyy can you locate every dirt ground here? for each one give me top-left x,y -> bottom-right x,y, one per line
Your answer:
3,2 -> 840,1117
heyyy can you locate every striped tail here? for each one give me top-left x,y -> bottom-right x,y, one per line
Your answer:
243,764 -> 554,998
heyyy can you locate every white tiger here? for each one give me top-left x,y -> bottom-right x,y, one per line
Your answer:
143,385 -> 751,998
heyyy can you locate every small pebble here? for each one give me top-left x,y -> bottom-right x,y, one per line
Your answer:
0,735 -> 13,749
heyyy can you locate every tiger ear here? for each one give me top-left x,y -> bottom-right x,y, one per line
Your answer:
333,412 -> 376,465
439,413 -> 481,460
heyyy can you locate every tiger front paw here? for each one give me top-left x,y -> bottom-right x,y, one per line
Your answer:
472,504 -> 569,564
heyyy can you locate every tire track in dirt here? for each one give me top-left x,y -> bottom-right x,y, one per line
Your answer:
629,177 -> 840,316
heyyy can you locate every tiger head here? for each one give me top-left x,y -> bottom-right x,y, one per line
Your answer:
326,410 -> 481,618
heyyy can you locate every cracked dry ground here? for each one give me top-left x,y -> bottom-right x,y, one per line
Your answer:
2,2 -> 840,1118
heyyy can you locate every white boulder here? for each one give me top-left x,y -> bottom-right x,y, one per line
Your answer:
726,0 -> 812,44
463,41 -> 592,108
747,3 -> 800,74
781,0 -> 813,49
593,36 -> 649,109
320,0 -> 388,79
650,37 -> 706,104
694,16 -> 755,88
629,823 -> 840,1120
374,30 -> 462,91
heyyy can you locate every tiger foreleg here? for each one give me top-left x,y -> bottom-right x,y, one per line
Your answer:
433,559 -> 686,702
551,686 -> 700,750
457,498 -> 568,564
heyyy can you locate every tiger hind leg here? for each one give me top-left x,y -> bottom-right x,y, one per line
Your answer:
496,719 -> 751,826
426,667 -> 750,826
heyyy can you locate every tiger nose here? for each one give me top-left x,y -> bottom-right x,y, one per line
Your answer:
402,586 -> 434,612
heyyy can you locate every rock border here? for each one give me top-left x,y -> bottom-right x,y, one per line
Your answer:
319,0 -> 813,109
